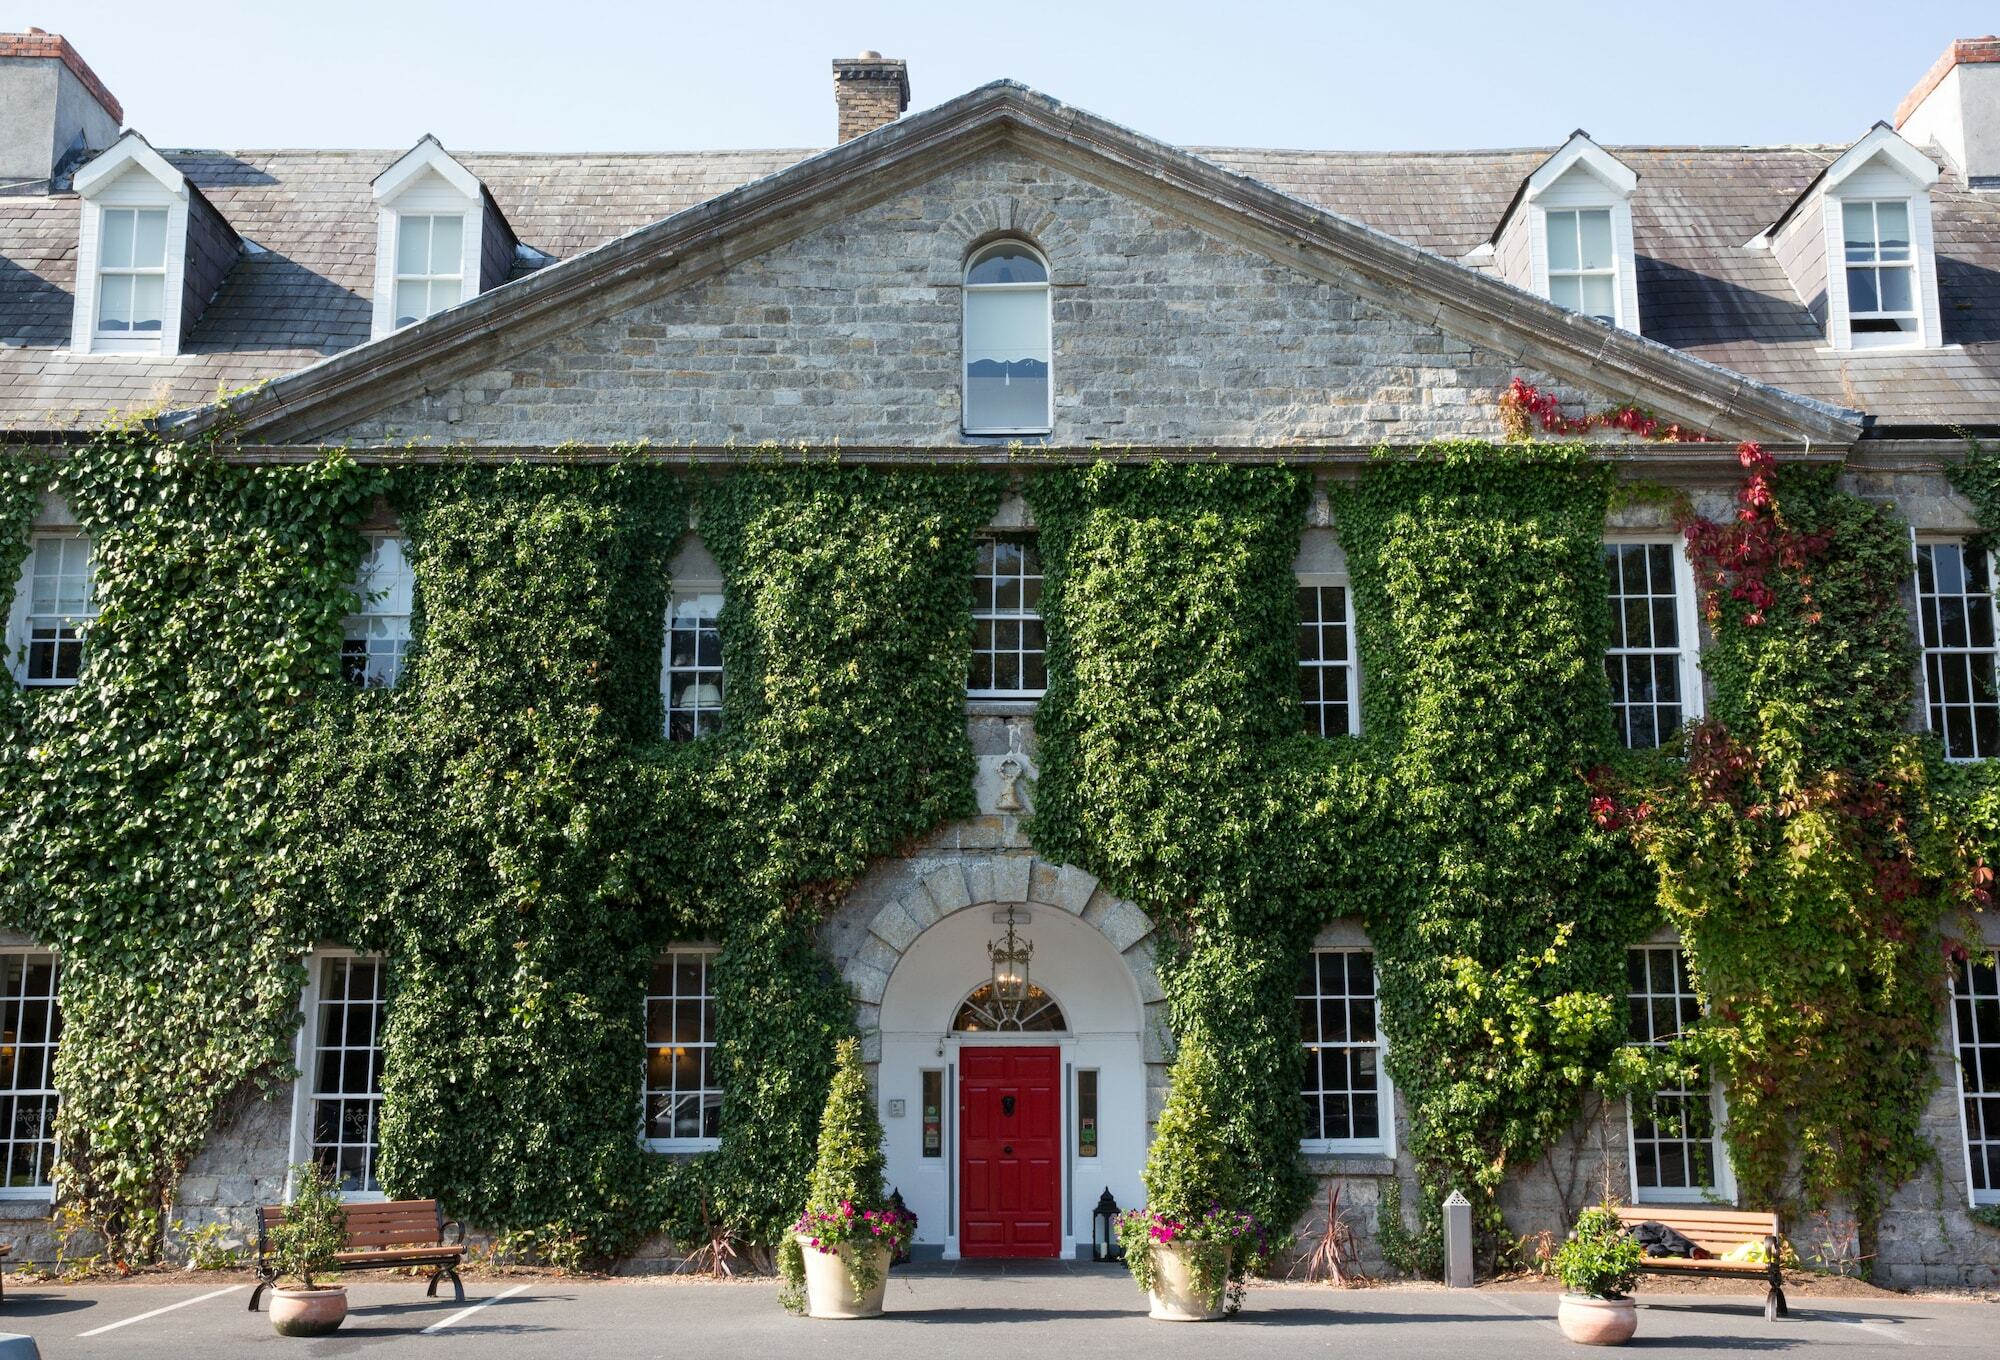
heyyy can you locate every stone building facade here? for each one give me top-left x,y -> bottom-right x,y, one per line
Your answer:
4,31 -> 2000,1288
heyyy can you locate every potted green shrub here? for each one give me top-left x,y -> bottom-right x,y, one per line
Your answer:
1554,1204 -> 1644,1345
1115,1037 -> 1264,1320
268,1162 -> 350,1337
779,1036 -> 913,1318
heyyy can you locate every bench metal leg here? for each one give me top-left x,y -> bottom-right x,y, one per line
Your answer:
247,1277 -> 269,1312
1765,1277 -> 1788,1320
424,1266 -> 465,1303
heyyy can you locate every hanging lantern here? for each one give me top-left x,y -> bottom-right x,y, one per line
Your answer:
988,904 -> 1033,1011
1092,1187 -> 1124,1262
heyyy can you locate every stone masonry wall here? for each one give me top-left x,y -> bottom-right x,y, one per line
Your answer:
325,150 -> 1595,449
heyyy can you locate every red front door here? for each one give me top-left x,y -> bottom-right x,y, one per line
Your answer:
959,1046 -> 1061,1257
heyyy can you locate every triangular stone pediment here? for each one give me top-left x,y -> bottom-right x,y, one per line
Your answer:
183,84 -> 1859,452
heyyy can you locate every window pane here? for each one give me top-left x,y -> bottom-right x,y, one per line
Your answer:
1579,274 -> 1616,323
966,287 -> 1050,363
394,279 -> 427,329
1847,267 -> 1880,314
96,273 -> 132,331
966,246 -> 1047,286
1546,211 -> 1579,271
1577,209 -> 1613,270
965,285 -> 1051,431
1843,200 -> 1875,262
129,273 -> 165,332
132,208 -> 168,267
101,208 -> 135,268
1549,275 -> 1581,311
398,216 -> 431,275
1876,265 -> 1913,314
429,214 -> 463,274
428,278 -> 461,313
1875,200 -> 1910,259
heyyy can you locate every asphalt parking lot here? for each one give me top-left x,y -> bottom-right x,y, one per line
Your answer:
0,1265 -> 1992,1358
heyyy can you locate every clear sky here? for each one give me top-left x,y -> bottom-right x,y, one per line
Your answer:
25,0 -> 2000,154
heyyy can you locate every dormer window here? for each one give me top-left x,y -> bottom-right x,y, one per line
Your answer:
370,137 -> 517,342
1841,199 -> 1918,345
70,132 -> 239,357
95,207 -> 169,339
1767,123 -> 1944,351
1546,208 -> 1616,324
1489,132 -> 1640,334
393,214 -> 465,329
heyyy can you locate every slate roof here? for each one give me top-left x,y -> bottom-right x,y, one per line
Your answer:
3,130 -> 1997,434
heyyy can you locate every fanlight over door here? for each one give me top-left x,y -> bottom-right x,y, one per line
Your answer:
953,981 -> 1066,1033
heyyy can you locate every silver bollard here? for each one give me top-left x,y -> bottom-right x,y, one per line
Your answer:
1444,1189 -> 1474,1287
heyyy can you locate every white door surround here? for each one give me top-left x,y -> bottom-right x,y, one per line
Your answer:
852,854 -> 1164,1259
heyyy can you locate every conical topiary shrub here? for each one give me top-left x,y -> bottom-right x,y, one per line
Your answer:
779,1036 -> 912,1315
1116,1035 -> 1265,1318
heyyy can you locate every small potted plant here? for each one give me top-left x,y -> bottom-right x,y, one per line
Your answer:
1554,1204 -> 1644,1345
268,1162 -> 350,1337
1115,1038 -> 1264,1320
780,1036 -> 913,1318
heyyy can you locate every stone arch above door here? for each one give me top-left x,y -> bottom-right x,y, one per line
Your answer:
844,853 -> 1167,1075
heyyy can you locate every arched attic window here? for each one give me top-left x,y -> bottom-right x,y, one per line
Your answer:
962,240 -> 1052,436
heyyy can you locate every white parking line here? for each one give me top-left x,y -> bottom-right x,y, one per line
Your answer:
421,1282 -> 532,1334
75,1283 -> 247,1337
1469,1290 -> 1562,1332
1827,1314 -> 1920,1345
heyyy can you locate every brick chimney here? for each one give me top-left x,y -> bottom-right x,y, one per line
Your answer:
833,51 -> 909,144
0,27 -> 122,188
1896,36 -> 2000,189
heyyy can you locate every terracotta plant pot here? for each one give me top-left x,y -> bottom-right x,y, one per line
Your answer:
1147,1242 -> 1232,1321
1557,1294 -> 1638,1345
269,1285 -> 348,1337
798,1237 -> 892,1319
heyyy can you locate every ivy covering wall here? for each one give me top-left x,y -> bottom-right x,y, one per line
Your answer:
1030,450 -> 1650,1263
0,424 -> 1984,1274
0,429 -> 378,1264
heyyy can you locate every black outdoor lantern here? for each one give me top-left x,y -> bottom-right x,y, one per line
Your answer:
1092,1187 -> 1124,1262
887,1187 -> 915,1265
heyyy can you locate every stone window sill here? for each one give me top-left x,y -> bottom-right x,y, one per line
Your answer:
1301,1153 -> 1397,1178
966,698 -> 1038,718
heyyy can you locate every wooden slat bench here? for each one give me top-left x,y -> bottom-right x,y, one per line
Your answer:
249,1198 -> 465,1312
1613,1205 -> 1788,1320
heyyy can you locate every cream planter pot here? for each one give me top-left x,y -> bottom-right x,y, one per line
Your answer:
799,1238 -> 892,1319
269,1285 -> 348,1337
1147,1243 -> 1231,1322
1557,1294 -> 1638,1345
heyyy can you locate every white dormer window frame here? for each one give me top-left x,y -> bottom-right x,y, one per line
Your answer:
1819,125 -> 1944,352
70,135 -> 192,357
1523,134 -> 1641,334
370,137 -> 487,342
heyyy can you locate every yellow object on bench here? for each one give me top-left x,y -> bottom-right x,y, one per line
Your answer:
1612,1205 -> 1788,1321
